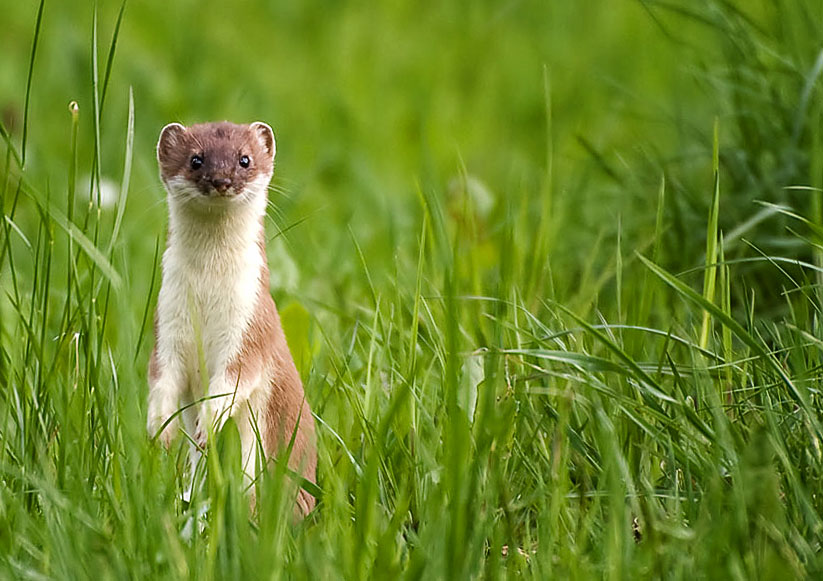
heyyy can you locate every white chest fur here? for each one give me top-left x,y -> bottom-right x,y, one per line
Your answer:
155,176 -> 268,392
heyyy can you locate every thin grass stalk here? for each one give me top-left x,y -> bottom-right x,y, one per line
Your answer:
20,0 -> 45,168
700,119 -> 721,350
719,234 -> 733,408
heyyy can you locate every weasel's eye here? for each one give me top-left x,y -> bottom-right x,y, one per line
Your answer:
239,155 -> 250,168
190,155 -> 203,170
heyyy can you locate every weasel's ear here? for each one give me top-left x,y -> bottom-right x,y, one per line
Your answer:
157,123 -> 186,165
250,122 -> 276,160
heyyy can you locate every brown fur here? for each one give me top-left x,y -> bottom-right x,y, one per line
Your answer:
225,235 -> 317,514
158,122 -> 273,196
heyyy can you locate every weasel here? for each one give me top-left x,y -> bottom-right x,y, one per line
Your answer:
147,121 -> 316,516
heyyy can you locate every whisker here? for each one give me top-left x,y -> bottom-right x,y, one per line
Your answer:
266,204 -> 287,225
266,184 -> 293,201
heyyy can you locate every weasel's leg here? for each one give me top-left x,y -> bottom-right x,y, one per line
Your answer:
147,347 -> 187,447
233,402 -> 265,489
194,371 -> 262,449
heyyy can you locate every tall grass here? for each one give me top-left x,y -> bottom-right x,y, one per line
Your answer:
2,0 -> 823,578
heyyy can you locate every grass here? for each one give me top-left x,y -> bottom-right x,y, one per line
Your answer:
3,0 -> 823,578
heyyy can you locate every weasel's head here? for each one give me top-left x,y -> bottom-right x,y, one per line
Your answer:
157,121 -> 275,208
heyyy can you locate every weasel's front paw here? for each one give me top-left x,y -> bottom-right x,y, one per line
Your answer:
158,419 -> 179,448
194,399 -> 232,449
194,416 -> 207,449
147,391 -> 180,448
147,413 -> 179,448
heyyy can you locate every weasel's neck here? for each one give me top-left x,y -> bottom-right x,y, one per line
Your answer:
167,199 -> 266,271
162,173 -> 272,277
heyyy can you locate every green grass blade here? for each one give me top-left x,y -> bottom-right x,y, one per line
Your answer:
638,253 -> 822,437
0,121 -> 23,169
554,303 -> 675,407
22,187 -> 122,288
20,0 -> 45,168
99,0 -> 128,112
107,87 -> 134,256
699,118 -> 721,350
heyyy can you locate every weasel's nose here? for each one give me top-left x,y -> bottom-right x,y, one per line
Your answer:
211,177 -> 232,192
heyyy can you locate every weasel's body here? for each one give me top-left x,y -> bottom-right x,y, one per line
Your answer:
147,121 -> 315,515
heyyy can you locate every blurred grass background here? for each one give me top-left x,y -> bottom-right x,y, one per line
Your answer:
3,0 -> 712,294
3,0 -> 823,578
